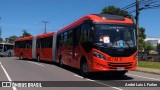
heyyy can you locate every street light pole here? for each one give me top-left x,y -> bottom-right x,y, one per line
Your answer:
42,21 -> 49,34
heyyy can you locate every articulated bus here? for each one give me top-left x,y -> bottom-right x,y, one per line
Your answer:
14,14 -> 137,77
0,42 -> 14,57
14,32 -> 56,61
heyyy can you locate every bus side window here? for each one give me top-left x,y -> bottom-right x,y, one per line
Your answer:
36,39 -> 40,48
4,45 -> 7,52
63,32 -> 68,46
80,22 -> 92,44
73,27 -> 79,46
57,35 -> 60,49
68,30 -> 73,46
60,33 -> 64,47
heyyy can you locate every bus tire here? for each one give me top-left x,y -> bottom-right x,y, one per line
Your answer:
37,55 -> 40,62
19,54 -> 23,60
59,55 -> 63,67
8,53 -> 11,57
80,60 -> 89,77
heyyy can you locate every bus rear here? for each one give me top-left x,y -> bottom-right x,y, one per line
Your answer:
0,43 -> 14,57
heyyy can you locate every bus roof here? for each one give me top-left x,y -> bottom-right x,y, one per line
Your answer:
36,32 -> 54,39
57,14 -> 133,34
15,36 -> 33,42
0,42 -> 14,45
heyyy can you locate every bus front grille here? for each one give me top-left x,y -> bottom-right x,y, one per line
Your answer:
108,62 -> 133,69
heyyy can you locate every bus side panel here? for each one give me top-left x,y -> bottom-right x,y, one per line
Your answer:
32,36 -> 37,59
52,32 -> 57,62
23,48 -> 32,59
43,48 -> 52,61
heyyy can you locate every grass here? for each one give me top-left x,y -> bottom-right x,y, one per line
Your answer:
138,61 -> 160,70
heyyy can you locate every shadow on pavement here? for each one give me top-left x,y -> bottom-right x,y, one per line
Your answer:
13,58 -> 134,81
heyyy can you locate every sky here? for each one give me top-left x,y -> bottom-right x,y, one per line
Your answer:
0,0 -> 160,40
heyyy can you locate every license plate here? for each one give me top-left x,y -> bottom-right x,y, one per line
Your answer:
117,67 -> 125,71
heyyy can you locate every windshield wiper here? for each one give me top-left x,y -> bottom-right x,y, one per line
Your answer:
124,40 -> 131,48
93,43 -> 103,46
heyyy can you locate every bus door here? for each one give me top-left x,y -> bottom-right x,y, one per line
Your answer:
3,45 -> 8,56
43,37 -> 53,61
40,38 -> 45,60
25,40 -> 32,58
69,27 -> 80,68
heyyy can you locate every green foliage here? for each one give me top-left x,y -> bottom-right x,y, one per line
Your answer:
157,43 -> 160,50
138,28 -> 146,50
0,38 -> 3,42
101,6 -> 134,21
7,35 -> 19,43
19,31 -> 31,38
144,42 -> 156,50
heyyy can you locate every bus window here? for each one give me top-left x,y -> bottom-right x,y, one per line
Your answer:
60,33 -> 64,47
67,30 -> 73,46
73,27 -> 79,46
63,32 -> 68,46
36,39 -> 41,48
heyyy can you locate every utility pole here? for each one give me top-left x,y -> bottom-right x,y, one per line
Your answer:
42,20 -> 49,34
0,17 -> 1,38
136,0 -> 139,50
136,0 -> 139,65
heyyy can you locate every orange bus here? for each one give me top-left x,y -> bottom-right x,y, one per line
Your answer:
56,14 -> 138,77
14,36 -> 34,59
14,32 -> 56,61
36,32 -> 55,62
14,14 -> 137,77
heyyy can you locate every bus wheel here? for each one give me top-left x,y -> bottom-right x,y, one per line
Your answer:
8,53 -> 11,57
59,59 -> 63,67
19,54 -> 23,60
80,61 -> 89,77
37,55 -> 40,62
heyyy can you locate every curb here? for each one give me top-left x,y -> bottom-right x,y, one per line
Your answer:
136,67 -> 160,75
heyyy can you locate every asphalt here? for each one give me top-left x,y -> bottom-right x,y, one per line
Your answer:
0,57 -> 160,90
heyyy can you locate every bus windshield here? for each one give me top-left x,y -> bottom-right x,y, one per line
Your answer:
94,24 -> 136,48
0,44 -> 3,52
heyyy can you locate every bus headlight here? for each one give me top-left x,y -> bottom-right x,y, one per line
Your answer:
134,53 -> 138,60
93,51 -> 106,60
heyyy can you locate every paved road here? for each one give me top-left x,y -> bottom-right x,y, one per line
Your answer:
0,57 -> 159,90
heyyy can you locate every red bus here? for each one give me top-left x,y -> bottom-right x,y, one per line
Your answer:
14,36 -> 34,59
14,32 -> 56,61
14,14 -> 137,77
56,14 -> 137,76
36,32 -> 55,62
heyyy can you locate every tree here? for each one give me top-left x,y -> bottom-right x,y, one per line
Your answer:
101,6 -> 134,21
0,38 -> 3,43
19,30 -> 31,38
138,28 -> 146,50
6,35 -> 19,43
157,43 -> 160,50
144,42 -> 156,51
